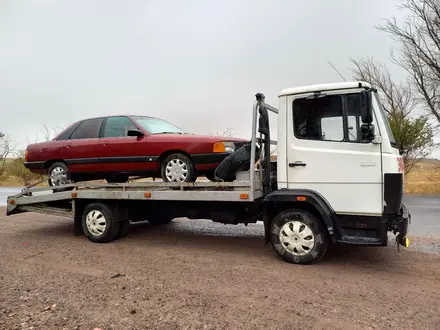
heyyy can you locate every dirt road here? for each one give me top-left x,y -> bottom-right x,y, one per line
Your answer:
1,208 -> 440,330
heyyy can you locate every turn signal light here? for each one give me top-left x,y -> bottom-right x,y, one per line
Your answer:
71,192 -> 77,198
144,192 -> 151,198
213,142 -> 226,153
9,199 -> 15,205
296,196 -> 306,201
240,193 -> 249,199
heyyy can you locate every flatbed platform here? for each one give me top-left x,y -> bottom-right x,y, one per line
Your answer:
6,175 -> 264,216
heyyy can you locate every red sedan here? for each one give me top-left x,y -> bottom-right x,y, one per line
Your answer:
24,115 -> 247,186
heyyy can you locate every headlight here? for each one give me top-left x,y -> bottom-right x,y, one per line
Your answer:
224,142 -> 236,153
213,142 -> 236,153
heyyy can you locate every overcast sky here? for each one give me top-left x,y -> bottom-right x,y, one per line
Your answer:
1,0 -> 437,157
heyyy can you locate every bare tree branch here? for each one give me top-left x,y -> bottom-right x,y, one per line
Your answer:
214,126 -> 236,137
350,57 -> 438,173
0,132 -> 13,177
377,0 -> 440,124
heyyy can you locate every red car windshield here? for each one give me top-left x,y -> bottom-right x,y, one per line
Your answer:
132,116 -> 186,135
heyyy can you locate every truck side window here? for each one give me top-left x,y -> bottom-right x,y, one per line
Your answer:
103,116 -> 136,138
293,95 -> 344,142
69,118 -> 103,140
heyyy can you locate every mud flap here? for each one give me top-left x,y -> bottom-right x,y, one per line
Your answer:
263,210 -> 272,244
73,200 -> 84,236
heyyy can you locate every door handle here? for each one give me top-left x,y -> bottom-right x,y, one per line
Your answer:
289,161 -> 306,167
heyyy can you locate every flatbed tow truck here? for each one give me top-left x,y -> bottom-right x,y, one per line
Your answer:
5,81 -> 411,264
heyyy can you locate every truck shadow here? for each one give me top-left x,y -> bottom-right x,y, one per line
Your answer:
23,217 -> 418,269
121,220 -> 413,267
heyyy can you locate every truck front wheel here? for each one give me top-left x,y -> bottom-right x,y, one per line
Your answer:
269,209 -> 328,264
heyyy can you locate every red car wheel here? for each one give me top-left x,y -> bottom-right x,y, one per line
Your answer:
161,153 -> 196,183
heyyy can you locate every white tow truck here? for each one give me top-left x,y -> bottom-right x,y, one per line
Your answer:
5,81 -> 411,264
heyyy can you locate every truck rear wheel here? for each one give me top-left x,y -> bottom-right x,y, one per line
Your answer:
81,202 -> 121,243
269,209 -> 328,264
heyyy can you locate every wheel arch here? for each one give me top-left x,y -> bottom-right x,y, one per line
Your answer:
157,150 -> 196,171
263,189 -> 341,244
44,159 -> 66,170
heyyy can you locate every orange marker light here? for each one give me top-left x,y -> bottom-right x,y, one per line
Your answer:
71,192 -> 77,198
240,193 -> 249,200
213,142 -> 226,153
9,199 -> 15,205
296,196 -> 306,201
144,192 -> 151,198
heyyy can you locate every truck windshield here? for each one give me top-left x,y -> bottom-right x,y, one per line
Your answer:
132,116 -> 186,135
372,91 -> 397,148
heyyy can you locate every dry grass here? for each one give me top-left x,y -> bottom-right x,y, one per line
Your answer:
404,159 -> 440,195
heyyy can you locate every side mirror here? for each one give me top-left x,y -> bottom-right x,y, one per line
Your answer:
361,123 -> 375,142
127,127 -> 144,137
360,90 -> 373,124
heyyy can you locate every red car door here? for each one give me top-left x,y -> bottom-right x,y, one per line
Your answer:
64,118 -> 104,173
96,116 -> 156,174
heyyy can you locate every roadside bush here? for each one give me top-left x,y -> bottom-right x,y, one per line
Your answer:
6,152 -> 43,186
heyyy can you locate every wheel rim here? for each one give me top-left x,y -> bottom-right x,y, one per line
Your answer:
279,221 -> 315,256
85,210 -> 107,237
49,166 -> 68,186
165,158 -> 189,182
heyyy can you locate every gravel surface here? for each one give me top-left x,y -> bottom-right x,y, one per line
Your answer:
1,208 -> 440,330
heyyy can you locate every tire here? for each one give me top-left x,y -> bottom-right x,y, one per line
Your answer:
205,170 -> 215,181
47,162 -> 73,192
161,153 -> 196,183
269,209 -> 328,264
81,202 -> 121,243
214,142 -> 261,182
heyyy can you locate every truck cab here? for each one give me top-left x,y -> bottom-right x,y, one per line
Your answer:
263,81 -> 409,263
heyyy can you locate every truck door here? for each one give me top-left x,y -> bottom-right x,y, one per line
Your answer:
286,91 -> 383,215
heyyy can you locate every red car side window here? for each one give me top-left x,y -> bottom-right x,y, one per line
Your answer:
103,117 -> 136,138
70,118 -> 103,140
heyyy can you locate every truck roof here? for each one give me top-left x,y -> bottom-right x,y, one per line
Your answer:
278,81 -> 372,97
